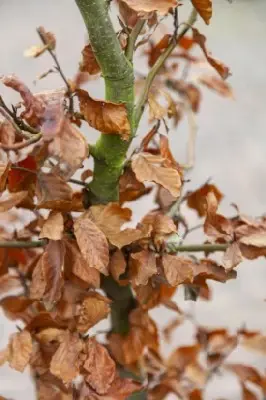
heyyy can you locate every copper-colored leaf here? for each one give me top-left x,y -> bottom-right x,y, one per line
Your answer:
84,337 -> 116,394
7,330 -> 33,372
74,211 -> 109,275
64,239 -> 100,288
0,190 -> 28,212
79,377 -> 142,400
199,74 -> 233,97
109,249 -> 127,282
187,183 -> 223,217
0,162 -> 11,192
48,118 -> 88,179
191,0 -> 212,24
162,254 -> 194,286
132,152 -> 181,197
39,211 -> 64,241
118,1 -> 139,28
77,89 -> 130,141
88,203 -> 144,248
242,334 -> 266,354
225,363 -> 262,386
77,292 -> 111,333
192,28 -> 230,79
0,117 -> 16,146
36,171 -> 73,208
80,44 -> 101,75
121,0 -> 178,15
50,330 -> 83,383
30,241 -> 65,306
119,167 -> 151,204
223,242 -> 243,270
130,250 -> 157,286
167,345 -> 200,370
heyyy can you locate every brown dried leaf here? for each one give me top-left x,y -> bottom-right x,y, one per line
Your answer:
191,0 -> 212,24
84,337 -> 116,394
118,1 -> 139,28
132,152 -> 181,197
223,242 -> 243,270
88,203 -> 144,248
167,345 -> 200,371
79,377 -> 142,400
50,330 -> 83,383
119,167 -> 151,204
0,274 -> 21,294
30,241 -> 65,306
187,183 -> 223,217
36,172 -> 73,207
36,375 -> 73,400
199,74 -> 233,97
109,249 -> 127,282
74,211 -> 109,275
225,363 -> 262,386
7,330 -> 33,372
64,239 -> 100,288
48,118 -> 88,179
130,250 -> 157,285
0,162 -> 11,192
192,28 -> 230,79
39,211 -> 64,241
162,254 -> 194,286
77,292 -> 111,333
204,192 -> 233,242
0,191 -> 28,212
80,44 -> 101,75
77,89 -> 130,141
242,334 -> 266,354
122,0 -> 178,15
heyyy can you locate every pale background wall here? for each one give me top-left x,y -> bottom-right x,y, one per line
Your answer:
0,1 -> 266,399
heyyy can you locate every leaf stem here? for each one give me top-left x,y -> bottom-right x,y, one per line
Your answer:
134,8 -> 197,128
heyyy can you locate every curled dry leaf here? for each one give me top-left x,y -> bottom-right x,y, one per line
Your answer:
80,44 -> 101,75
84,338 -> 116,394
0,117 -> 16,146
130,249 -> 157,286
122,0 -> 178,15
198,74 -> 234,98
118,0 -> 139,28
162,254 -> 194,286
167,344 -> 200,371
79,376 -> 142,400
119,167 -> 152,204
192,28 -> 231,79
74,211 -> 109,275
30,240 -> 65,306
187,183 -> 223,217
225,363 -> 262,386
191,0 -> 212,24
77,292 -> 111,333
109,249 -> 127,282
50,330 -> 83,383
241,334 -> 266,355
0,190 -> 28,212
223,242 -> 243,270
24,27 -> 56,57
39,211 -> 64,241
204,192 -> 233,242
48,118 -> 88,179
77,89 -> 130,141
5,330 -> 33,372
88,203 -> 144,248
0,161 -> 11,192
64,239 -> 100,288
132,152 -> 181,197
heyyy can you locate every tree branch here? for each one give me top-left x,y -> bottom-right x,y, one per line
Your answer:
167,243 -> 229,253
134,8 -> 197,128
125,19 -> 146,63
0,240 -> 47,248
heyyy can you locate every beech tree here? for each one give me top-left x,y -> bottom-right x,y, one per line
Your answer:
0,1 -> 266,399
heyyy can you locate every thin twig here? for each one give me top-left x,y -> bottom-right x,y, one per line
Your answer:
37,27 -> 74,114
134,8 -> 197,128
125,19 -> 146,63
166,243 -> 229,253
68,178 -> 87,187
0,133 -> 42,151
0,239 -> 47,248
0,107 -> 32,139
0,95 -> 39,135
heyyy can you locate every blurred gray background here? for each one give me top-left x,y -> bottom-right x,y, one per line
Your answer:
0,0 -> 266,399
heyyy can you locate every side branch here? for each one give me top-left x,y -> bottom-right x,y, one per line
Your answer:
0,240 -> 47,248
134,8 -> 197,128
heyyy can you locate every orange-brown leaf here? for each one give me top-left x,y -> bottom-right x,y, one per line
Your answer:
109,249 -> 127,282
77,292 -> 111,333
193,28 -> 230,79
39,211 -> 64,241
74,211 -> 109,275
0,162 -> 11,192
132,152 -> 181,197
77,89 -> 130,141
130,250 -> 157,286
162,254 -> 194,286
187,183 -> 223,217
121,0 -> 178,15
191,0 -> 212,24
0,190 -> 28,212
36,172 -> 73,209
80,44 -> 101,75
199,74 -> 233,97
50,330 -> 83,383
84,338 -> 116,394
7,330 -> 33,372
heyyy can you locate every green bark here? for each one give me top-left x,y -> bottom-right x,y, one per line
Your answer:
75,0 -> 135,203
